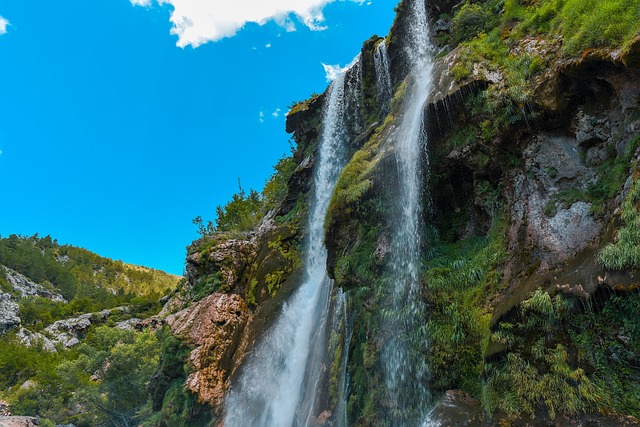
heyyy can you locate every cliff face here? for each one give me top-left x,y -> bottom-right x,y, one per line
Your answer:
154,0 -> 640,424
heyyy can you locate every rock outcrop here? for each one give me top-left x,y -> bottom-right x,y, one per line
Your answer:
165,293 -> 250,411
17,307 -> 131,351
0,417 -> 41,427
0,293 -> 20,333
3,267 -> 66,303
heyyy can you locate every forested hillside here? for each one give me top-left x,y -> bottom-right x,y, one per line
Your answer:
0,234 -> 180,426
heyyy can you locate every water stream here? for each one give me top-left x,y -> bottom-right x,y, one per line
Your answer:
383,0 -> 435,424
224,60 -> 358,427
374,39 -> 393,116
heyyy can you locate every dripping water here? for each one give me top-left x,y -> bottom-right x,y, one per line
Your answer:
223,58 -> 359,427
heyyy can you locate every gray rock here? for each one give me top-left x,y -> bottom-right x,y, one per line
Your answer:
575,109 -> 611,146
3,267 -> 67,303
433,18 -> 452,34
16,328 -> 56,352
0,293 -> 20,333
115,318 -> 142,331
18,306 -> 131,350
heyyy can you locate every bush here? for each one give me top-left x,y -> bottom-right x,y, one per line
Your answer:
451,2 -> 498,45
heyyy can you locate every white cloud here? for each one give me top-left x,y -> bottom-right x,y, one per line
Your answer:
321,54 -> 360,82
265,43 -> 271,48
272,108 -> 281,118
0,149 -> 3,156
0,16 -> 10,35
259,111 -> 265,123
131,0 -> 364,48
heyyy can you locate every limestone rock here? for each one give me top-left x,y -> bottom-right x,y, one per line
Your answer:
0,417 -> 41,427
166,293 -> 251,412
18,306 -> 131,351
0,293 -> 20,333
16,328 -> 56,352
3,267 -> 67,303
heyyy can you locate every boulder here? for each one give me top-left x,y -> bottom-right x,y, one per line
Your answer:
0,417 -> 41,427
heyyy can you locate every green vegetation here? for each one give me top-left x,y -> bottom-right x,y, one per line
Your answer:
444,0 -> 640,141
195,152 -> 298,237
0,234 -> 177,332
450,0 -> 640,56
1,326 -> 163,426
485,289 -> 640,419
145,327 -> 214,427
598,168 -> 640,269
450,2 -> 498,45
0,234 -> 179,300
0,323 -> 213,427
424,211 -> 507,397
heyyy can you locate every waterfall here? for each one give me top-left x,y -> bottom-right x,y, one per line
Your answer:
333,289 -> 353,427
383,0 -> 435,424
224,59 -> 358,427
374,39 -> 393,116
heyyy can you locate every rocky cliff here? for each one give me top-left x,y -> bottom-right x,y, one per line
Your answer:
150,0 -> 640,425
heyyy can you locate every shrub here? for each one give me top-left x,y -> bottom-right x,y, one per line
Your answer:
451,3 -> 497,45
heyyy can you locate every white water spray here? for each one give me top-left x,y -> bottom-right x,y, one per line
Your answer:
374,39 -> 393,115
383,0 -> 435,424
224,60 -> 358,427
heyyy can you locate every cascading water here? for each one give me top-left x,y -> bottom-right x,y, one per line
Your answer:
383,0 -> 435,424
374,39 -> 393,116
224,60 -> 358,427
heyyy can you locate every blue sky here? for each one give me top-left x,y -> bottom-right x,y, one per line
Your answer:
0,0 -> 397,275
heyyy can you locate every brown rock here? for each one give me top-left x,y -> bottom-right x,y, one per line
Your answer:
166,293 -> 251,412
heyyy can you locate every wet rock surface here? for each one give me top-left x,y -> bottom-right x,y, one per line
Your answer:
431,390 -> 640,426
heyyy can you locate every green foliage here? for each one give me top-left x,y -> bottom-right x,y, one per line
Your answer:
482,290 -> 609,419
1,325 -> 162,427
598,172 -> 640,269
215,185 -> 264,233
262,153 -> 297,211
560,0 -> 640,54
423,214 -> 507,397
195,148 -> 298,237
144,327 -> 213,427
0,234 -> 178,300
191,271 -> 223,302
484,346 -> 607,419
451,2 -> 498,45
0,333 -> 61,390
483,289 -> 640,419
447,0 -> 640,142
569,294 -> 640,416
452,0 -> 640,55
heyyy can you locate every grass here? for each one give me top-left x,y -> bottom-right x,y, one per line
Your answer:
485,288 -> 640,419
422,212 -> 508,397
598,172 -> 640,269
484,291 -> 610,419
